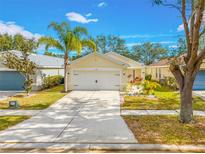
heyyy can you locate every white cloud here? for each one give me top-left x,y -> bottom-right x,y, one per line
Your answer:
177,12 -> 205,32
121,34 -> 176,39
0,21 -> 41,40
126,41 -> 176,47
66,12 -> 98,24
86,13 -> 92,17
98,2 -> 107,7
177,24 -> 184,32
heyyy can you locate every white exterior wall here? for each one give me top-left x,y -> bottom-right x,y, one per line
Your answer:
0,62 -> 15,71
68,54 -> 125,91
32,68 -> 64,90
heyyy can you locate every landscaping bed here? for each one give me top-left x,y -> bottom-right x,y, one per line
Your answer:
121,91 -> 205,110
0,116 -> 30,131
0,85 -> 67,110
123,115 -> 205,145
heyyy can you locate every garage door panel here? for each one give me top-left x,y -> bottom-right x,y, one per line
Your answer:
193,71 -> 205,90
73,71 -> 97,90
72,70 -> 120,90
97,72 -> 120,90
0,71 -> 25,91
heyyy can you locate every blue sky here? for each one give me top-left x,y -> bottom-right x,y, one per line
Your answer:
0,0 -> 184,54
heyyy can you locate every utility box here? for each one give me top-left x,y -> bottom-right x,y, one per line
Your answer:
9,101 -> 19,109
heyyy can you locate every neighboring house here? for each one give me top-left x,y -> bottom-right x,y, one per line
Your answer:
5,49 -> 205,91
145,58 -> 173,81
145,58 -> 205,90
67,52 -> 144,91
0,50 -> 64,91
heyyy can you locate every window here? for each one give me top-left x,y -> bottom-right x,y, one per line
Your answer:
156,68 -> 158,78
159,68 -> 161,79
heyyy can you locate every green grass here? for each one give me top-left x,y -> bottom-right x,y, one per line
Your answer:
0,116 -> 30,131
0,85 -> 67,110
123,115 -> 205,145
122,91 -> 205,110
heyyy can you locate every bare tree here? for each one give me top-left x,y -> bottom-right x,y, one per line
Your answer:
154,0 -> 205,123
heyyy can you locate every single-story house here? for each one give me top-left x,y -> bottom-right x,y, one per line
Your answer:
67,52 -> 144,91
145,58 -> 205,90
0,50 -> 64,91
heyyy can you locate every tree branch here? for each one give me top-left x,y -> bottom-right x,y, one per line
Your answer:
170,61 -> 184,92
182,0 -> 192,60
160,2 -> 182,13
191,48 -> 205,78
199,26 -> 205,38
196,47 -> 205,63
188,0 -> 205,66
190,6 -> 196,43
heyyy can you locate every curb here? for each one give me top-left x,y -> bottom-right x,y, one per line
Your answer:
0,143 -> 205,152
121,110 -> 205,116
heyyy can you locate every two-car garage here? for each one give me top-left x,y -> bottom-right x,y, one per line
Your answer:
72,70 -> 121,90
68,53 -> 128,91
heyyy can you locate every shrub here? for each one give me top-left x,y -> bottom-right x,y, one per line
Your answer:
142,80 -> 161,95
145,74 -> 152,81
42,75 -> 63,89
159,77 -> 178,91
126,83 -> 143,95
126,83 -> 133,93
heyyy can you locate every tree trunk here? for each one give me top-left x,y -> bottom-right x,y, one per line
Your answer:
64,52 -> 69,92
179,78 -> 194,123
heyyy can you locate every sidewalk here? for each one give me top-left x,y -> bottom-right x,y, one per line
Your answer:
121,109 -> 205,116
0,143 -> 205,152
1,109 -> 204,117
0,109 -> 41,116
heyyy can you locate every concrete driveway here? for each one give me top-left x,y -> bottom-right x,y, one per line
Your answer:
0,92 -> 18,101
0,91 -> 137,144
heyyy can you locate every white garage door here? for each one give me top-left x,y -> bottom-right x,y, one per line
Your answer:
72,70 -> 121,90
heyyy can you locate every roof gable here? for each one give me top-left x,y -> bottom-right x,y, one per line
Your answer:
71,52 -> 129,68
105,52 -> 142,67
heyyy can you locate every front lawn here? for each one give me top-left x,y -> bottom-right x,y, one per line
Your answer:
122,91 -> 205,110
123,115 -> 205,145
0,116 -> 30,131
0,85 -> 67,110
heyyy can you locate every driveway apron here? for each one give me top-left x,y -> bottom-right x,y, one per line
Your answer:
0,91 -> 137,144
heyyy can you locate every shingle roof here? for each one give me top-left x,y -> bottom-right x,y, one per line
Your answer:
149,55 -> 186,67
11,50 -> 64,68
149,58 -> 170,66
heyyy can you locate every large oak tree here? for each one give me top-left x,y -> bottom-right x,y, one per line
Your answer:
155,0 -> 205,123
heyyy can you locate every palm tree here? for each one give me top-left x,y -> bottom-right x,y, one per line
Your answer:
39,22 -> 96,92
